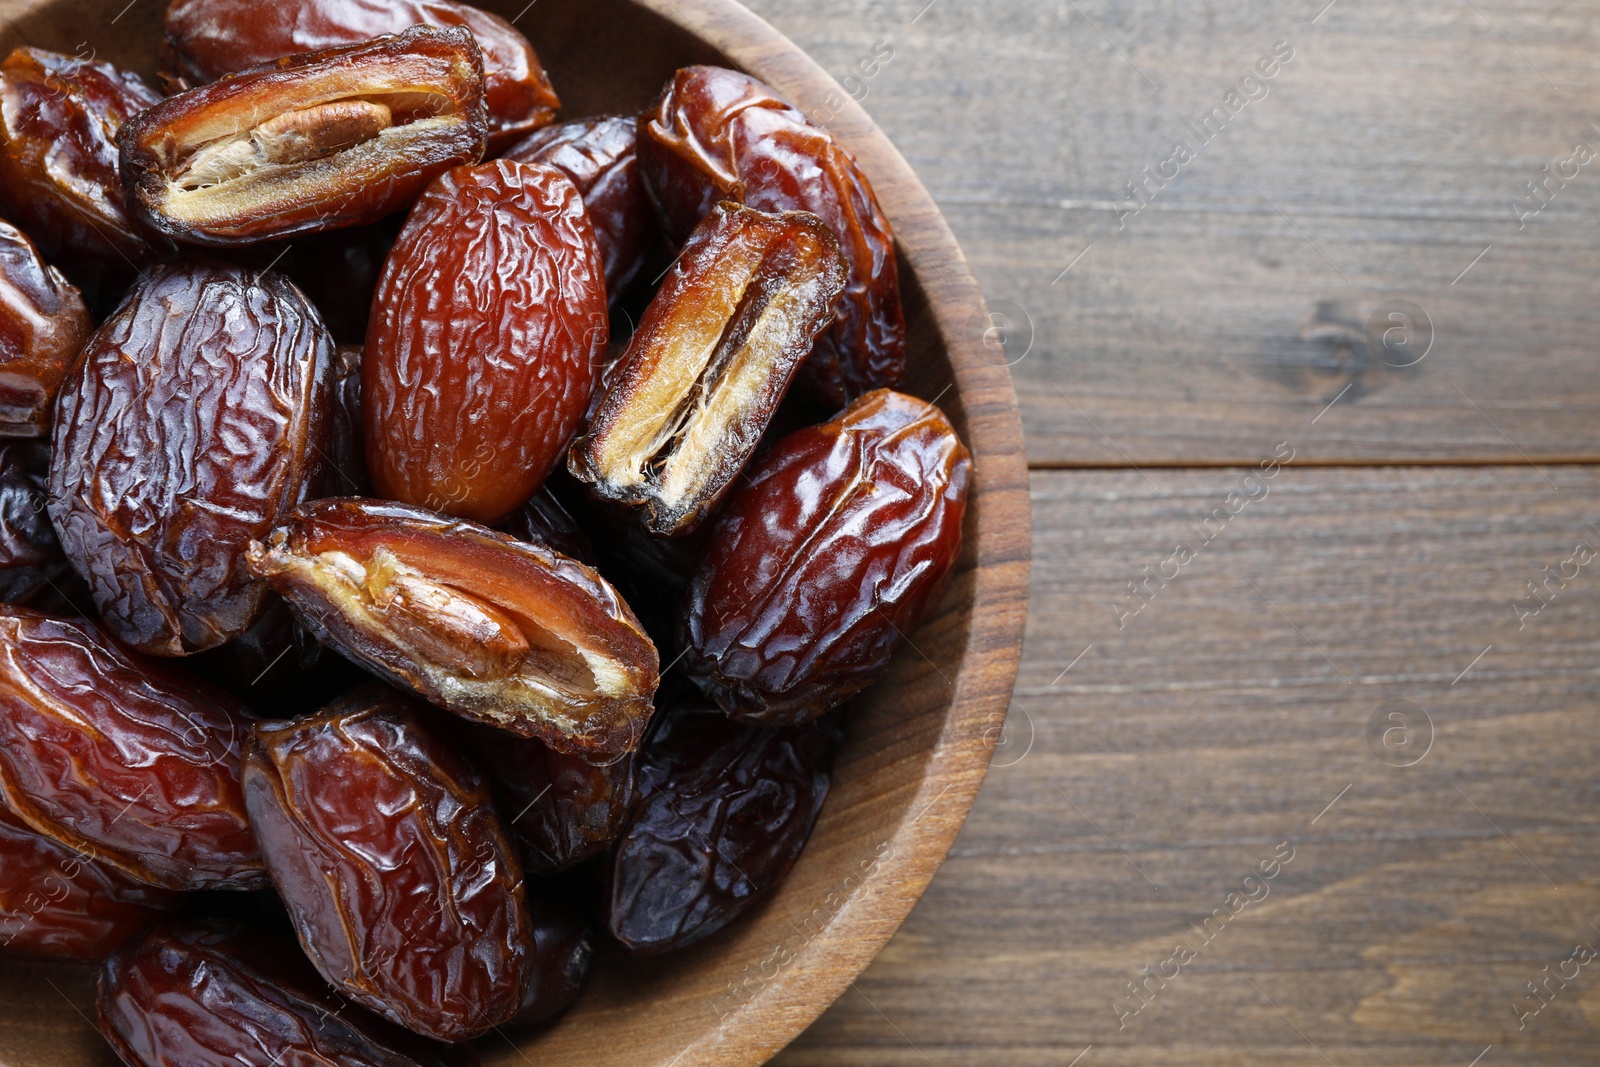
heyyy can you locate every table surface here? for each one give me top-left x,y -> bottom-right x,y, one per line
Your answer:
739,1 -> 1600,1064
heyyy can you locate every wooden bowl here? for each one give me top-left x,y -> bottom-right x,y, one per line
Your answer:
0,0 -> 1031,1063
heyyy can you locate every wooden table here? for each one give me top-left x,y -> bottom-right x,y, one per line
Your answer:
741,1 -> 1600,1063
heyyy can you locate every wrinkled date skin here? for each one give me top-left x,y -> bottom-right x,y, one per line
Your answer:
466,723 -> 635,873
98,921 -> 479,1067
569,201 -> 845,536
365,160 -> 606,524
497,482 -> 595,566
0,220 -> 91,436
512,896 -> 592,1025
49,260 -> 334,656
247,499 -> 659,762
0,804 -> 178,961
0,441 -> 61,572
607,705 -> 834,956
244,687 -> 534,1041
161,0 -> 559,150
0,48 -> 163,295
325,343 -> 370,496
0,607 -> 267,890
120,27 -> 489,247
682,390 -> 971,726
639,66 -> 905,407
505,115 -> 655,302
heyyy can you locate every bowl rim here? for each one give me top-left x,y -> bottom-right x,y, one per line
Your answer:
614,0 -> 1034,1061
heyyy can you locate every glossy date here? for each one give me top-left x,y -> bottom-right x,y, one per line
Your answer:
0,607 -> 266,890
0,220 -> 91,436
569,201 -> 845,536
48,260 -> 334,656
244,687 -> 533,1041
365,160 -> 606,524
247,499 -> 659,761
120,27 -> 489,246
638,65 -> 905,407
682,389 -> 970,725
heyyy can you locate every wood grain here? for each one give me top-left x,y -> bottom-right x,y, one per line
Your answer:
742,0 -> 1600,465
777,464 -> 1600,1065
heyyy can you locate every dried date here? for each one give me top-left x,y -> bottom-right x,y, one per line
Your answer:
364,160 -> 606,524
161,0 -> 559,150
505,115 -> 655,302
244,686 -> 533,1041
98,921 -> 477,1067
48,260 -> 334,656
682,389 -> 970,726
569,201 -> 845,536
0,440 -> 86,611
246,498 -> 658,761
0,606 -> 266,890
497,482 -> 595,566
0,48 -> 162,296
0,804 -> 178,961
120,27 -> 489,246
638,66 -> 905,407
0,220 -> 91,436
512,896 -> 591,1025
607,705 -> 834,955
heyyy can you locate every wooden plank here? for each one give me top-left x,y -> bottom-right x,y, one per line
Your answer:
776,464 -> 1600,1064
743,0 -> 1600,464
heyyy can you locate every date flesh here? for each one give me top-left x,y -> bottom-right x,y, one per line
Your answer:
365,160 -> 606,524
161,0 -> 559,150
682,389 -> 970,726
607,705 -> 834,956
120,27 -> 489,246
639,66 -> 905,407
0,607 -> 266,890
48,260 -> 334,656
0,220 -> 91,436
569,201 -> 845,536
244,687 -> 533,1041
0,804 -> 178,961
0,48 -> 162,295
247,499 -> 659,761
98,921 -> 477,1067
505,115 -> 655,302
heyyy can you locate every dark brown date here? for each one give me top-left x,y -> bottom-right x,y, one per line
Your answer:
607,705 -> 834,956
365,160 -> 606,524
682,390 -> 970,726
325,343 -> 370,496
504,115 -> 655,302
98,921 -> 477,1067
48,260 -> 334,656
0,804 -> 178,961
247,499 -> 659,762
0,48 -> 162,296
497,482 -> 595,566
0,607 -> 267,890
244,687 -> 533,1041
120,27 -> 488,246
0,220 -> 91,436
466,723 -> 635,873
512,896 -> 591,1025
569,201 -> 845,536
0,440 -> 88,612
161,0 -> 559,150
638,66 -> 905,407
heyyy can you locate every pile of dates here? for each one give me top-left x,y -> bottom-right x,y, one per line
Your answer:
0,0 -> 972,1061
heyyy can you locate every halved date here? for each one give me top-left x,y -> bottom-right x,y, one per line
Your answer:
49,260 -> 334,656
120,27 -> 488,246
607,705 -> 834,956
0,48 -> 163,295
639,66 -> 905,407
246,498 -> 658,761
161,0 -> 559,150
244,687 -> 532,1042
682,390 -> 971,726
0,805 -> 178,961
569,201 -> 844,536
365,160 -> 606,524
0,220 -> 91,436
0,607 -> 266,890
98,921 -> 477,1067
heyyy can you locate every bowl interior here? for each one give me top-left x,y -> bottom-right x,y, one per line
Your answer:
0,1 -> 1028,1064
